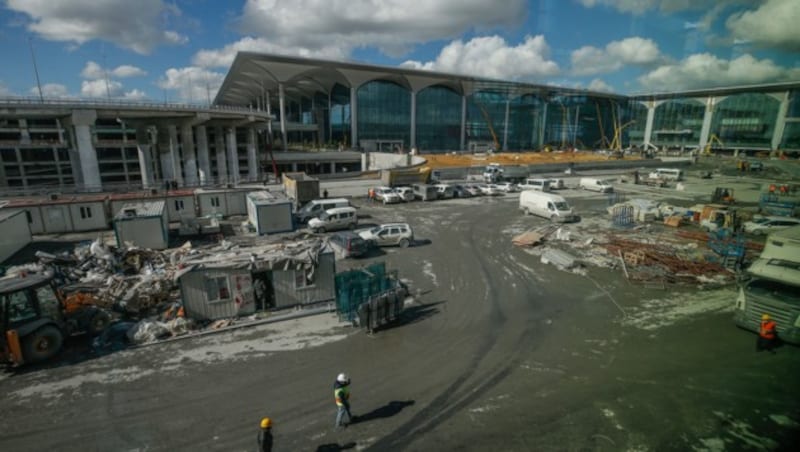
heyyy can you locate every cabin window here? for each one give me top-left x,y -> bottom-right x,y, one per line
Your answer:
294,266 -> 315,289
25,210 -> 32,223
205,275 -> 231,302
175,199 -> 185,211
210,197 -> 220,207
79,206 -> 92,219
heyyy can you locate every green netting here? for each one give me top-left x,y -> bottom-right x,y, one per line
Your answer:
335,262 -> 398,321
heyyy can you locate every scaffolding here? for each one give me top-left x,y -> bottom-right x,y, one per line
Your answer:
334,262 -> 403,323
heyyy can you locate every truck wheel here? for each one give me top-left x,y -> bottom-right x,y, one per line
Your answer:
550,215 -> 558,222
88,310 -> 111,336
22,325 -> 64,363
399,238 -> 410,248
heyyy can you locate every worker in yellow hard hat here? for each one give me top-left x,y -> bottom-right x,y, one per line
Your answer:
757,314 -> 778,354
257,417 -> 273,452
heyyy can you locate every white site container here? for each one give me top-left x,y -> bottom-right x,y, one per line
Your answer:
0,210 -> 32,263
246,191 -> 294,235
113,201 -> 169,250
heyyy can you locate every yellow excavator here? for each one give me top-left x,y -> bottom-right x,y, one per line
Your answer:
703,134 -> 724,156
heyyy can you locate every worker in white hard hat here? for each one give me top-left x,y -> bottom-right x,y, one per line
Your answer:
333,373 -> 352,429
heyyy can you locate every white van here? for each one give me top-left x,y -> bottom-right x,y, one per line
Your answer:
296,198 -> 350,223
308,206 -> 358,233
519,191 -> 577,222
648,168 -> 683,181
579,177 -> 614,193
518,178 -> 551,192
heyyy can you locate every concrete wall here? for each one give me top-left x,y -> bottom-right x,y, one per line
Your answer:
115,216 -> 168,249
0,211 -> 32,263
362,152 -> 427,171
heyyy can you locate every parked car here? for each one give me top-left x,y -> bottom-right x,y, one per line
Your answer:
579,177 -> 614,193
547,178 -> 566,190
495,182 -> 518,193
358,223 -> 414,248
308,206 -> 358,233
464,184 -> 483,196
479,184 -> 503,196
743,216 -> 800,235
394,186 -> 415,202
452,185 -> 473,198
328,231 -> 370,258
373,186 -> 401,204
434,184 -> 455,199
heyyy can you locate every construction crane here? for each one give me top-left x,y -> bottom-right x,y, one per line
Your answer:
477,105 -> 500,151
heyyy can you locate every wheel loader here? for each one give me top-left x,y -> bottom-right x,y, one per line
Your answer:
0,272 -> 110,366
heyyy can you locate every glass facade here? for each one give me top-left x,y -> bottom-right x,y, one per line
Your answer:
507,94 -> 546,150
357,80 -> 410,147
651,99 -> 705,147
625,101 -> 649,145
415,85 -> 461,151
466,91 -> 507,150
329,84 -> 350,146
781,122 -> 800,150
710,93 -> 778,149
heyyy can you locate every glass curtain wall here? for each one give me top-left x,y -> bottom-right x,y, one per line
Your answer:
415,85 -> 461,152
467,91 -> 507,150
651,99 -> 705,147
625,101 -> 649,146
357,80 -> 410,148
507,94 -> 545,150
314,92 -> 330,144
542,95 -> 615,149
329,84 -> 351,146
781,90 -> 800,150
710,93 -> 778,148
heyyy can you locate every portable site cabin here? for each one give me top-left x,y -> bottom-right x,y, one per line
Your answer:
176,239 -> 336,320
163,189 -> 197,222
2,194 -> 108,234
195,188 -> 250,217
246,191 -> 294,235
109,192 -> 154,218
0,210 -> 32,263
113,201 -> 169,250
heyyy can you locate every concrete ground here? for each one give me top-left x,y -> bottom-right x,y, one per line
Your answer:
1,159 -> 799,451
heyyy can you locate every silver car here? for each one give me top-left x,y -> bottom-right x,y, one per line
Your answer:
358,223 -> 414,247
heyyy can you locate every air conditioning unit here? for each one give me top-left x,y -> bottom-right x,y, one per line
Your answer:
49,193 -> 60,201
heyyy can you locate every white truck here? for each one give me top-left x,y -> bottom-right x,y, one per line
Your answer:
483,164 -> 528,183
519,191 -> 577,223
734,225 -> 800,344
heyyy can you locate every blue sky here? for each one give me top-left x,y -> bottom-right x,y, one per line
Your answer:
0,0 -> 798,102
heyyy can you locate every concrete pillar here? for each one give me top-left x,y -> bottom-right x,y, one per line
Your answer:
266,91 -> 273,144
329,162 -> 336,174
226,127 -> 239,184
698,97 -> 715,149
71,110 -> 101,192
214,127 -> 227,184
15,148 -> 27,189
643,101 -> 656,148
460,95 -> 467,151
246,127 -> 258,181
181,124 -> 198,186
136,127 -> 154,189
770,91 -> 790,151
291,162 -> 298,172
196,125 -> 210,185
410,91 -> 417,149
539,103 -> 548,148
279,83 -> 288,151
350,87 -> 358,149
502,100 -> 510,151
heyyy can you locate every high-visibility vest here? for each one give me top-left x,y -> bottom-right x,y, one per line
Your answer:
760,320 -> 776,339
334,386 -> 350,406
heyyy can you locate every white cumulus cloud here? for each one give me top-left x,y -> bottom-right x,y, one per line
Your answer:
193,37 -> 349,68
726,0 -> 800,51
81,61 -> 147,79
588,79 -> 615,92
637,53 -> 800,91
401,35 -> 559,80
571,37 -> 664,76
157,67 -> 226,104
7,0 -> 188,54
31,83 -> 71,98
577,0 -> 743,15
81,79 -> 123,98
123,89 -> 148,100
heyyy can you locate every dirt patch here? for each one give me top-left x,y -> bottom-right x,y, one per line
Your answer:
421,151 -> 640,168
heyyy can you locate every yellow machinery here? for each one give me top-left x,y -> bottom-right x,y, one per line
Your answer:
703,134 -> 724,156
477,105 -> 500,151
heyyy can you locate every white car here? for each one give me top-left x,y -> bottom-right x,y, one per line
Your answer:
394,186 -> 415,202
495,182 -> 518,193
479,184 -> 503,196
464,185 -> 483,196
743,216 -> 800,235
373,186 -> 401,204
358,223 -> 414,247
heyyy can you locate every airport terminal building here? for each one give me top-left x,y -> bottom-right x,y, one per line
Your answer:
1,52 -> 799,193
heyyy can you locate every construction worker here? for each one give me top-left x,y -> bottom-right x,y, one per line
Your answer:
334,373 -> 352,429
257,417 -> 273,452
757,314 -> 778,353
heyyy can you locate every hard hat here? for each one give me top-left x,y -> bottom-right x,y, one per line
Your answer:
337,373 -> 349,384
761,313 -> 770,321
260,417 -> 272,429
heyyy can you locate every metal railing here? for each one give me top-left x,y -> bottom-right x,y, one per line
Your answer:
0,96 -> 269,117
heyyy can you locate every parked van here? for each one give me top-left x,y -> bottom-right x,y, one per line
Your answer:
579,177 -> 614,193
308,206 -> 357,233
328,231 -> 370,258
295,198 -> 350,223
412,184 -> 438,201
518,178 -> 551,192
519,191 -> 577,222
434,184 -> 454,199
648,168 -> 683,181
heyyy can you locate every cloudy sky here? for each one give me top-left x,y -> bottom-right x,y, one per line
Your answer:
0,0 -> 798,102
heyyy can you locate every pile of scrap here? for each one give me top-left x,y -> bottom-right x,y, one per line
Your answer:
512,225 -> 559,247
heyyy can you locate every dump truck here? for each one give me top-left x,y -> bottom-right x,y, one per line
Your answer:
380,167 -> 432,187
283,172 -> 320,208
483,164 -> 528,183
1,272 -> 111,366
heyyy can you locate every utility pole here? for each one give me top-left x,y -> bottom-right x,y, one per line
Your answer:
28,37 -> 44,102
102,45 -> 112,100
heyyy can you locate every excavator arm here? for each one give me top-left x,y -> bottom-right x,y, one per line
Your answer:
478,105 -> 500,151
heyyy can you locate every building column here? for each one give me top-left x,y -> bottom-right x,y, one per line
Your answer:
278,83 -> 288,151
247,127 -> 258,181
328,93 -> 333,145
329,162 -> 336,174
266,91 -> 273,145
226,127 -> 239,184
136,127 -> 154,189
410,91 -> 417,150
698,97 -> 715,149
539,103 -> 548,148
350,86 -> 358,149
460,95 -> 467,151
502,100 -> 510,151
181,124 -> 198,186
71,110 -> 101,192
643,101 -> 656,148
770,91 -> 790,151
214,127 -> 227,184
195,125 -> 210,185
